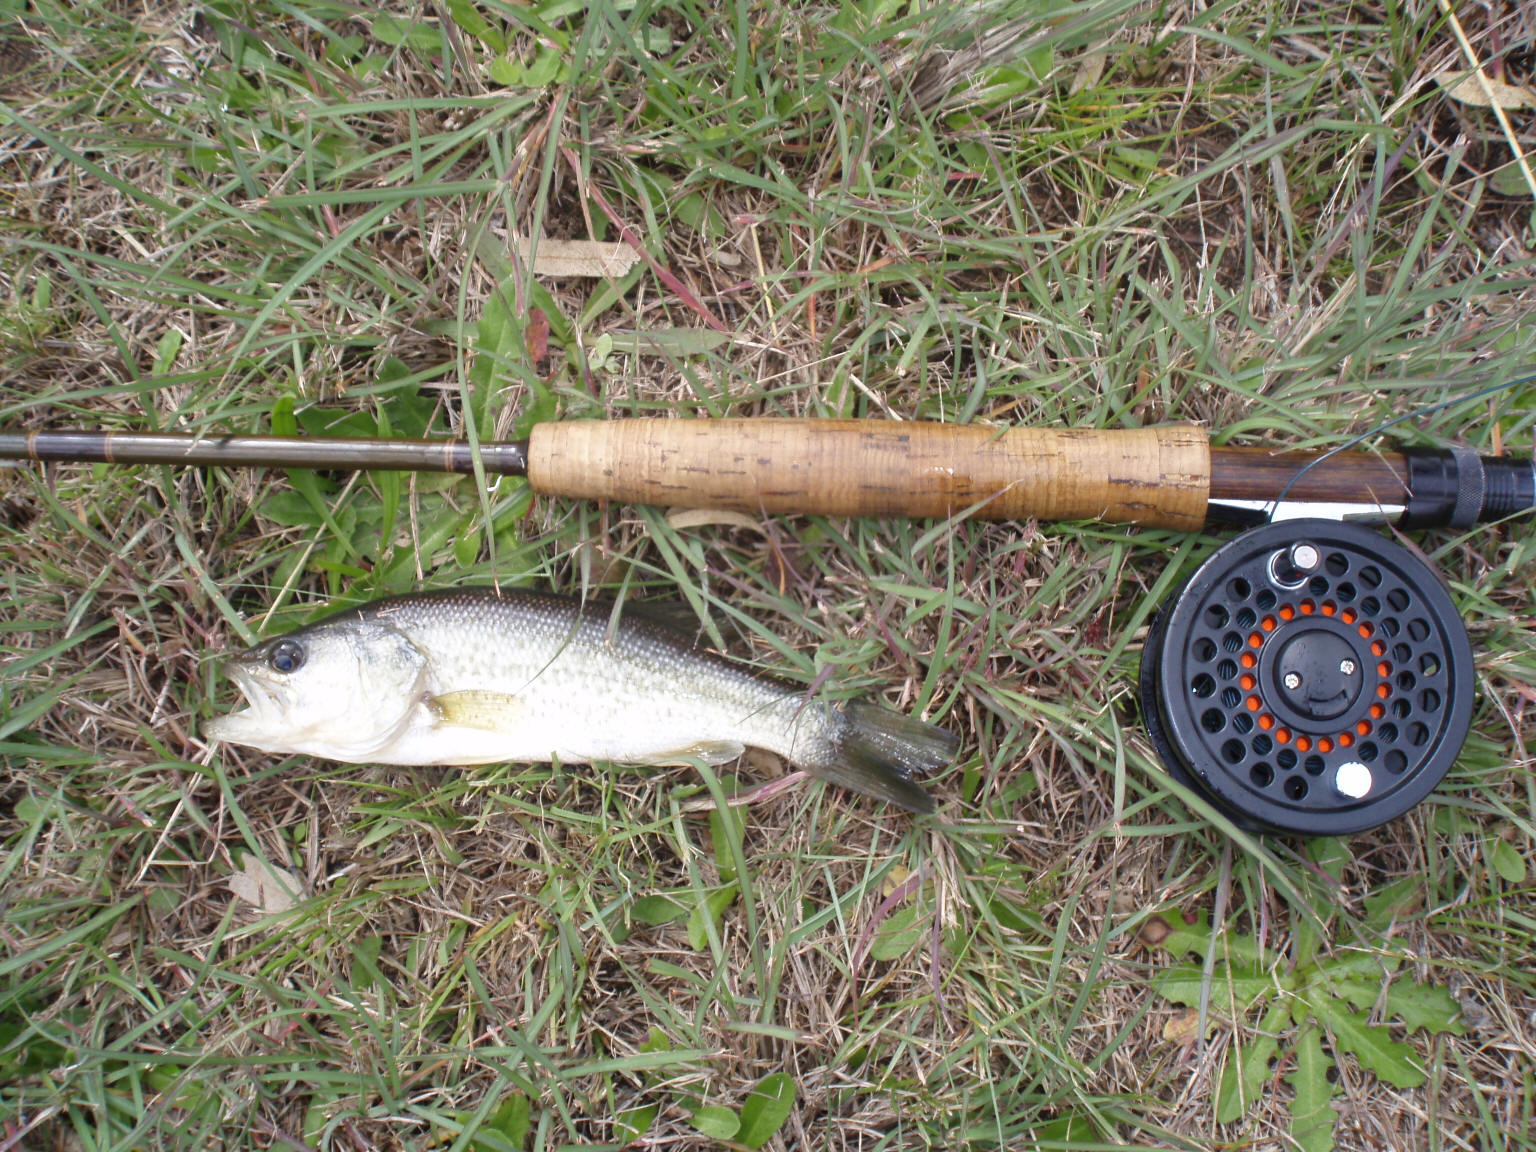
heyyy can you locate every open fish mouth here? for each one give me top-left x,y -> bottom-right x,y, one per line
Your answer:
204,662 -> 289,740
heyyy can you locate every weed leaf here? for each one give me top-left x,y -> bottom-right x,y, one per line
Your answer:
1486,837 -> 1527,884
471,1092 -> 531,1150
1216,1000 -> 1289,1123
737,1072 -> 796,1149
371,14 -> 442,54
1324,977 -> 1381,1014
631,894 -> 689,927
1287,1021 -> 1338,1152
686,884 -> 739,951
1154,962 -> 1275,1014
1383,982 -> 1465,1036
1362,878 -> 1424,929
614,1103 -> 658,1142
867,904 -> 926,963
445,0 -> 504,53
690,1104 -> 740,1141
1149,909 -> 1265,966
1317,1002 -> 1424,1089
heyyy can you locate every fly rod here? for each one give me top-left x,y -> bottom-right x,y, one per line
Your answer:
4,415 -> 1531,836
1,420 -> 1532,531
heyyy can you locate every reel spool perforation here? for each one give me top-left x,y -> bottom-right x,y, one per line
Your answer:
1140,518 -> 1474,835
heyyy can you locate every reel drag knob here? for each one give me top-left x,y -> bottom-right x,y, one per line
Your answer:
1139,519 -> 1474,836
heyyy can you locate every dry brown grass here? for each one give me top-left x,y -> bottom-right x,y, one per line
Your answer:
2,1 -> 1535,1149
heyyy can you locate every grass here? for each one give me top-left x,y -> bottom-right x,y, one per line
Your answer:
2,0 -> 1535,1147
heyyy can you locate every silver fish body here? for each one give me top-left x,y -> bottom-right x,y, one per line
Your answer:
205,589 -> 955,812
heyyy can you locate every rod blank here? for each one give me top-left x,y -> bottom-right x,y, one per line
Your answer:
0,430 -> 529,476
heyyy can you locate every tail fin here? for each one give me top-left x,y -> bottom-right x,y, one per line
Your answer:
808,701 -> 959,814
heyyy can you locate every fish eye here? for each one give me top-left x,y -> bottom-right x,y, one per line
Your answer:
267,639 -> 305,674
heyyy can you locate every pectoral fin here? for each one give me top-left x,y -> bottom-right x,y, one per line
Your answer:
428,690 -> 525,733
634,740 -> 746,767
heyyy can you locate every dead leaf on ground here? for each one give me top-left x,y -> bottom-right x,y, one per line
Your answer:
229,852 -> 301,915
1069,49 -> 1109,95
512,236 -> 640,279
1438,70 -> 1536,110
665,508 -> 766,533
1163,1007 -> 1208,1044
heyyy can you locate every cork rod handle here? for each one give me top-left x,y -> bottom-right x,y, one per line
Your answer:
527,419 -> 1211,530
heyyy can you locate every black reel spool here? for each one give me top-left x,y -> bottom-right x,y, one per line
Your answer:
1140,519 -> 1474,836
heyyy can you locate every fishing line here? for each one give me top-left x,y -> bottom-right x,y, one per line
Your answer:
1268,368 -> 1536,515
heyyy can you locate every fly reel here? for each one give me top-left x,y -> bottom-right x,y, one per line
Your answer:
1140,519 -> 1474,836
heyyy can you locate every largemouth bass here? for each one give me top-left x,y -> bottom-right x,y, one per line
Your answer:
204,589 -> 957,812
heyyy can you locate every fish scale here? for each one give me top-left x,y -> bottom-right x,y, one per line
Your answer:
205,588 -> 958,813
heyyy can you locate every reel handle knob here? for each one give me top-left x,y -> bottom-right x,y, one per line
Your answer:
1270,541 -> 1321,587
